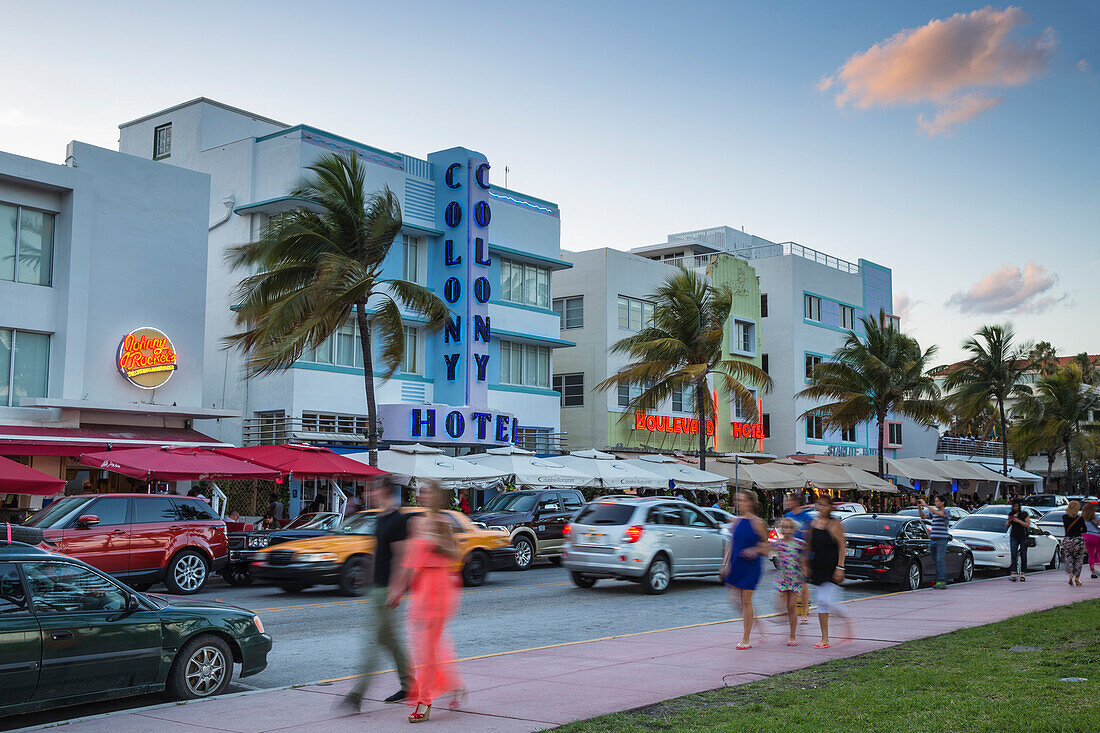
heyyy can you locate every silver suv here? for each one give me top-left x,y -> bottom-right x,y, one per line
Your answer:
562,496 -> 728,595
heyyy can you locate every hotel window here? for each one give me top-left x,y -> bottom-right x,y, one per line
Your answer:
0,329 -> 50,407
806,415 -> 824,440
500,258 -> 550,309
401,327 -> 420,375
552,296 -> 583,330
733,320 -> 755,354
888,422 -> 903,446
302,320 -> 363,368
841,426 -> 857,443
732,388 -> 757,421
884,314 -> 901,331
553,373 -> 584,407
1,203 -> 55,286
153,123 -> 172,159
805,354 -> 823,380
301,412 -> 371,436
499,340 -> 550,388
839,304 -> 855,330
762,413 -> 770,438
617,295 -> 654,332
804,294 -> 821,322
761,353 -> 769,375
402,235 -> 421,284
617,384 -> 630,407
672,384 -> 695,413
760,293 -> 768,317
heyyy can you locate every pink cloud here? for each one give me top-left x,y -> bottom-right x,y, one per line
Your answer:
893,290 -> 921,322
1078,59 -> 1092,73
820,6 -> 1056,134
946,262 -> 1066,314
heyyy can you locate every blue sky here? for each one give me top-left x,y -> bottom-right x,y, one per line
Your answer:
2,1 -> 1096,361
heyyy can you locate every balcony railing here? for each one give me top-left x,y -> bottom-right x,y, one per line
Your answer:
657,254 -> 717,270
654,242 -> 860,276
243,416 -> 371,447
936,436 -> 1011,460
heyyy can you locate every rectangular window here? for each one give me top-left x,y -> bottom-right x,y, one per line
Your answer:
806,416 -> 824,440
733,320 -> 755,354
805,354 -> 823,380
402,235 -> 420,284
1,202 -> 55,286
732,388 -> 757,421
761,353 -> 769,375
0,329 -> 49,407
153,123 -> 172,159
762,413 -> 770,438
839,305 -> 855,330
672,384 -> 694,413
888,422 -> 903,446
553,296 -> 583,329
617,295 -> 654,332
401,327 -> 419,375
804,294 -> 821,322
617,383 -> 630,408
499,340 -> 550,388
553,373 -> 584,407
884,314 -> 901,331
841,426 -> 857,443
760,293 -> 768,318
500,258 -> 550,309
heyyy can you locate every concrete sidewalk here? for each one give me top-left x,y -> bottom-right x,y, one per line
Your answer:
18,570 -> 1100,732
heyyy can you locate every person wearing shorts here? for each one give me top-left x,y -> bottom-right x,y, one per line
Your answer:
803,495 -> 853,649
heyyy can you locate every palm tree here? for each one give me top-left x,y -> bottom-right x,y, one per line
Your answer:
595,269 -> 771,470
796,314 -> 948,478
943,324 -> 1033,477
226,152 -> 449,466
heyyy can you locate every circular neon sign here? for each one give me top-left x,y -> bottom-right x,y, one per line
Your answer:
117,327 -> 178,389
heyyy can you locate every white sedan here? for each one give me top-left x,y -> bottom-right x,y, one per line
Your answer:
949,514 -> 1060,572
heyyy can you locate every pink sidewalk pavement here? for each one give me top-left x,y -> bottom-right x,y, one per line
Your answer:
19,570 -> 1100,733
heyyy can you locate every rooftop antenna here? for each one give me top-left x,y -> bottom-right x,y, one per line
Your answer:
505,166 -> 510,188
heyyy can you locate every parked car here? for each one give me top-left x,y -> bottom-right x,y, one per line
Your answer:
896,505 -> 970,525
562,496 -> 727,595
250,508 -> 515,594
22,494 -> 228,595
1021,494 -> 1069,511
1036,510 -> 1068,539
702,507 -> 735,525
972,504 -> 1045,520
1065,495 -> 1099,506
949,514 -> 1061,571
0,535 -> 271,717
223,511 -> 344,585
471,489 -> 586,570
840,514 -> 974,590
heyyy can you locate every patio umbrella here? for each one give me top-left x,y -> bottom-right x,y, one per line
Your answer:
463,446 -> 595,489
78,446 -> 281,482
889,458 -> 955,484
345,444 -> 506,491
556,450 -> 667,490
706,459 -> 807,491
620,454 -> 729,492
798,463 -> 898,493
215,444 -> 387,478
0,456 -> 66,496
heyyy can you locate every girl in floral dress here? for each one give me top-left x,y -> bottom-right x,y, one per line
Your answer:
773,517 -> 805,646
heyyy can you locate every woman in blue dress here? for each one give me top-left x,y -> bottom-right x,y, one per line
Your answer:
721,489 -> 771,649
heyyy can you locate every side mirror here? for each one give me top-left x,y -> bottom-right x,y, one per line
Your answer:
127,593 -> 141,612
76,514 -> 100,528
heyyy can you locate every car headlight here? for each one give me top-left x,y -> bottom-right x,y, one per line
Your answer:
253,615 -> 265,634
298,552 -> 338,563
248,536 -> 270,549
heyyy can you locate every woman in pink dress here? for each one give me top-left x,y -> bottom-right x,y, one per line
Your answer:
400,480 -> 465,723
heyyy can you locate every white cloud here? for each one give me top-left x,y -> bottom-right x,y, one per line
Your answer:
946,262 -> 1068,314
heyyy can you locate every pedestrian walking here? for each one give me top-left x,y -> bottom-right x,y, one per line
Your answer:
918,494 -> 950,589
772,517 -> 805,646
783,491 -> 815,624
803,495 -> 853,649
342,476 -> 416,712
1006,500 -> 1030,581
396,480 -> 465,723
1082,502 -> 1100,579
1062,501 -> 1087,587
721,489 -> 770,650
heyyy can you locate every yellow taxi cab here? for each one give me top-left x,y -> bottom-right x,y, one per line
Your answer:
250,508 -> 515,595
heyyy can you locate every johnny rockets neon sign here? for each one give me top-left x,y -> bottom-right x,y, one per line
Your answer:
117,327 -> 178,389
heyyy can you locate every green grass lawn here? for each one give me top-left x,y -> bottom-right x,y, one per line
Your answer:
556,600 -> 1100,733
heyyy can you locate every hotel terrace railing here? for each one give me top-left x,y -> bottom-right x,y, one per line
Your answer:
936,435 -> 1011,460
656,242 -> 861,276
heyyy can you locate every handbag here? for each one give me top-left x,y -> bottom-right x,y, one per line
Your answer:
1026,536 -> 1036,548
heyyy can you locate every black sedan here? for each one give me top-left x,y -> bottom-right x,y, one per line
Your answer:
840,514 -> 974,591
224,511 -> 344,585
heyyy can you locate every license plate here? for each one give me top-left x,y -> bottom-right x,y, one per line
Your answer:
845,548 -> 856,557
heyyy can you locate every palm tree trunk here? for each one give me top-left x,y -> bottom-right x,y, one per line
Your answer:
1046,453 -> 1055,492
876,415 -> 886,478
355,301 -> 379,467
998,400 -> 1008,477
1064,438 -> 1075,493
696,380 -> 708,471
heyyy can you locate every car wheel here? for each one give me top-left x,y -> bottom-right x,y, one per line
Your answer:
1047,545 -> 1061,570
641,556 -> 671,595
904,561 -> 922,591
221,566 -> 253,586
168,634 -> 233,700
165,550 -> 209,595
512,536 -> 535,571
571,571 -> 597,588
338,555 -> 369,596
280,584 -> 308,593
958,554 -> 974,583
462,550 -> 490,587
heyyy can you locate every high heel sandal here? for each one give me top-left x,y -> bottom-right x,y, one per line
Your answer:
409,703 -> 431,723
449,688 -> 468,710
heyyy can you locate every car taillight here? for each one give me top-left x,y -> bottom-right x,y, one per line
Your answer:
623,525 -> 644,543
563,524 -> 571,537
863,543 -> 894,556
966,542 -> 995,551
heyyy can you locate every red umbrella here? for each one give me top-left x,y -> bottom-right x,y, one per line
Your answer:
78,446 -> 281,482
0,456 -> 66,496
214,444 -> 387,478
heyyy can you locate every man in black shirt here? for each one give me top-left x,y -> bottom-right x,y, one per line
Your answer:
343,477 -> 415,710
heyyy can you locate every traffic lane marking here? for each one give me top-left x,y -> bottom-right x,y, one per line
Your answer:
250,580 -> 574,613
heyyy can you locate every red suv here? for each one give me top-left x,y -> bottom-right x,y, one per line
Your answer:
22,493 -> 228,595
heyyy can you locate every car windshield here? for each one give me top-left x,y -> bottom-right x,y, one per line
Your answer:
896,507 -> 921,516
574,502 -> 635,526
481,493 -> 538,513
842,516 -> 901,536
340,513 -> 378,536
1022,495 -> 1059,506
975,505 -> 1010,515
953,516 -> 1009,533
1040,511 -> 1065,522
295,513 -> 336,529
283,513 -> 319,530
22,497 -> 95,528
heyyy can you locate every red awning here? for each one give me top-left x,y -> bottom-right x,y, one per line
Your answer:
0,456 -> 66,495
214,444 -> 387,478
78,447 -> 281,482
0,424 -> 230,456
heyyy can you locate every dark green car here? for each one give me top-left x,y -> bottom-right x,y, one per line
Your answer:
0,539 -> 272,717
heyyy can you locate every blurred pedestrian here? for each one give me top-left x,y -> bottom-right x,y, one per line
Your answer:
397,480 -> 465,722
721,489 -> 770,649
1006,500 -> 1030,582
773,517 -> 804,646
458,491 -> 471,515
1062,501 -> 1087,587
918,494 -> 950,589
342,476 -> 415,712
783,491 -> 815,624
804,495 -> 853,648
345,490 -> 363,516
268,498 -> 284,522
1082,502 -> 1100,579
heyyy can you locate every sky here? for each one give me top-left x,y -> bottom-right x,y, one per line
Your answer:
2,1 -> 1097,363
